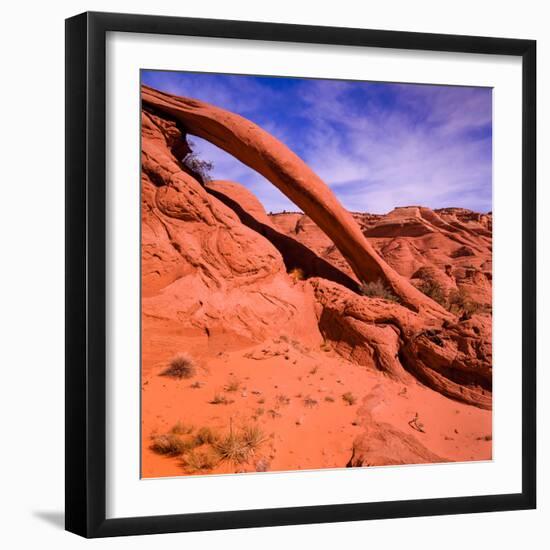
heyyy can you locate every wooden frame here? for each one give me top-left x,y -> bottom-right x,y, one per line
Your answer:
65,11 -> 536,538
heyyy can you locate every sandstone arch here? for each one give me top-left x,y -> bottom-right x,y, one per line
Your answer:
141,85 -> 449,318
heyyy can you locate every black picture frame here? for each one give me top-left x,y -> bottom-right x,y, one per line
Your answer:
65,11 -> 536,538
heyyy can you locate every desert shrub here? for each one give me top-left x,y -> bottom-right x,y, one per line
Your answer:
182,152 -> 214,184
214,431 -> 250,464
162,352 -> 197,379
184,449 -> 219,472
276,394 -> 291,406
194,426 -> 220,446
324,395 -> 335,403
342,392 -> 357,406
289,267 -> 305,281
417,279 -> 447,307
359,279 -> 399,302
240,424 -> 266,451
150,434 -> 191,456
448,288 -> 481,317
170,421 -> 194,435
224,377 -> 241,392
214,424 -> 265,465
303,396 -> 318,408
209,393 -> 233,405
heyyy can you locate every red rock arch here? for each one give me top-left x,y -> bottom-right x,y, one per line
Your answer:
141,85 -> 448,318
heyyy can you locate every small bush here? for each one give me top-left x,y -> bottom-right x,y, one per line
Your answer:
289,267 -> 305,281
448,288 -> 481,317
194,426 -> 220,446
214,424 -> 266,465
240,424 -> 266,451
184,449 -> 219,472
209,393 -> 233,405
417,279 -> 447,307
225,377 -> 241,392
150,434 -> 190,456
342,392 -> 357,406
359,279 -> 399,302
324,395 -> 335,403
162,352 -> 197,379
303,396 -> 318,408
182,150 -> 214,184
170,421 -> 194,435
276,394 -> 291,406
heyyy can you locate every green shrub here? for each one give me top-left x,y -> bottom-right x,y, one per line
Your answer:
359,279 -> 399,302
417,279 -> 447,307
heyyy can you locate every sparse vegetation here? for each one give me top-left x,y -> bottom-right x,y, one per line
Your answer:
417,279 -> 447,307
240,424 -> 266,450
303,396 -> 318,408
225,377 -> 241,392
170,421 -> 194,435
150,434 -> 193,456
276,394 -> 291,406
209,393 -> 234,405
182,143 -> 214,184
183,449 -> 219,472
214,424 -> 266,464
342,392 -> 357,406
359,279 -> 400,302
194,426 -> 219,446
324,395 -> 335,403
190,381 -> 203,389
289,267 -> 305,281
161,352 -> 197,379
448,288 -> 481,317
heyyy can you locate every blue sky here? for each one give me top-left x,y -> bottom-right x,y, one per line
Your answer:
142,70 -> 492,214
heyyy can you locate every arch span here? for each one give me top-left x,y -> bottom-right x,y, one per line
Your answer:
142,85 -> 447,317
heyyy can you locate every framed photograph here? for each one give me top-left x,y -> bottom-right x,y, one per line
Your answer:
65,11 -> 536,538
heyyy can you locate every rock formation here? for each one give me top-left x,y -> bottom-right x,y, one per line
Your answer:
141,85 -> 448,316
140,86 -> 493,478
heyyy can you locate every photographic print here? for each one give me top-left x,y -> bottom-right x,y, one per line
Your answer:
140,71 -> 493,479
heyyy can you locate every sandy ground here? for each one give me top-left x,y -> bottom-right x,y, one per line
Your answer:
141,317 -> 492,478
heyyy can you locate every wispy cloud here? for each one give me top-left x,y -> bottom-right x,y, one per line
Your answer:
142,71 -> 492,214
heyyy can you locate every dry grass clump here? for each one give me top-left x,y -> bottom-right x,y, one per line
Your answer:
417,279 -> 447,307
342,392 -> 357,406
209,393 -> 234,405
448,288 -> 481,317
183,449 -> 219,473
161,352 -> 197,379
194,426 -> 220,446
150,434 -> 193,456
214,424 -> 266,465
289,267 -> 305,281
170,421 -> 194,435
359,279 -> 400,302
324,395 -> 335,403
225,377 -> 241,392
276,394 -> 291,406
303,396 -> 318,408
